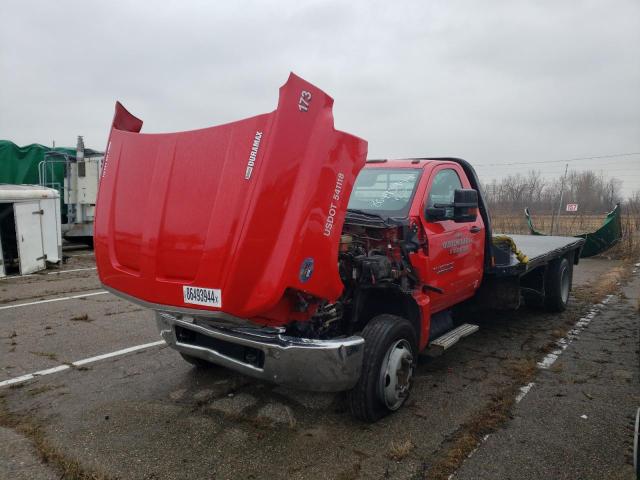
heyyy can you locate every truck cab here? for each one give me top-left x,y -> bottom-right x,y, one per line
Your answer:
349,160 -> 485,314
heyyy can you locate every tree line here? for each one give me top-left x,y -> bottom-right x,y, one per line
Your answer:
480,170 -> 634,215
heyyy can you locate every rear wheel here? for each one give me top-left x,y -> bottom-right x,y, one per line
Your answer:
347,314 -> 417,422
180,353 -> 216,369
544,257 -> 572,312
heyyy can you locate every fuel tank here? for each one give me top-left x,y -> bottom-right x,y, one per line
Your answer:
95,74 -> 367,323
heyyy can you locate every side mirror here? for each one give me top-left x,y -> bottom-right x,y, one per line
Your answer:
425,206 -> 448,222
453,189 -> 478,223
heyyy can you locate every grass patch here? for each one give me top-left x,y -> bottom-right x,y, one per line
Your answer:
425,356 -> 538,480
336,462 -> 361,480
27,384 -> 64,397
30,351 -> 59,361
0,398 -> 113,479
504,358 -> 537,382
388,438 -> 415,461
425,382 -> 525,480
550,362 -> 564,373
573,263 -> 634,303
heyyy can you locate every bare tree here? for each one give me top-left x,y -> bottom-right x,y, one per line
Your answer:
484,169 -> 624,214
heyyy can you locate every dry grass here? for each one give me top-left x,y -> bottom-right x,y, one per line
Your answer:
426,358 -> 538,480
550,362 -> 563,373
336,462 -> 362,480
29,351 -> 59,361
427,387 -> 519,480
551,328 -> 568,339
503,358 -> 537,382
26,385 -> 63,397
387,438 -> 415,461
573,264 -> 632,303
0,399 -> 112,480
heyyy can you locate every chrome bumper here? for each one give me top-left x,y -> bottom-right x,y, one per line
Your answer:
156,312 -> 364,392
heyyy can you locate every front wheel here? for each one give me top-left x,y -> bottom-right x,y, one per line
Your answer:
347,314 -> 417,422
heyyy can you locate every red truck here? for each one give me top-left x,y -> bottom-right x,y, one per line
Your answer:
95,74 -> 584,421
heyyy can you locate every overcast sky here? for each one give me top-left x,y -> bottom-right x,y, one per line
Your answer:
2,1 -> 639,196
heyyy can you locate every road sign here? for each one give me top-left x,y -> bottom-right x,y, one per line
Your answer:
566,203 -> 578,212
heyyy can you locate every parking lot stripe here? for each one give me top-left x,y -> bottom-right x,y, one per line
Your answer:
47,267 -> 97,275
0,291 -> 108,310
537,294 -> 613,370
0,340 -> 165,388
73,341 -> 165,366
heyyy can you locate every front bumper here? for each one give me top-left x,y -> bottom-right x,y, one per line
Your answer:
156,312 -> 364,392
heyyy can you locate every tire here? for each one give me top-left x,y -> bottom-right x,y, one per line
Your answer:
544,257 -> 572,312
347,314 -> 418,422
180,352 -> 216,369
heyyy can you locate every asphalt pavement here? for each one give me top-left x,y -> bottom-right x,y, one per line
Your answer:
0,252 -> 637,479
455,268 -> 640,480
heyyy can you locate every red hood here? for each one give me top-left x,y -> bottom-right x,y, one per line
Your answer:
95,73 -> 367,323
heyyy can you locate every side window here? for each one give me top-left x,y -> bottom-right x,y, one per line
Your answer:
427,169 -> 462,208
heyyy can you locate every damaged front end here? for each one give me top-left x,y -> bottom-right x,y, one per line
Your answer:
95,73 -> 367,324
156,311 -> 364,392
95,74 -> 368,390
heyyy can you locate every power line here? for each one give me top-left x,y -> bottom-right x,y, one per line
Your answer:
474,152 -> 640,167
475,158 -> 640,170
483,167 -> 640,177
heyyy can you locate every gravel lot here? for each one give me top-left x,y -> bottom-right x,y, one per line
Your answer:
0,251 -> 637,479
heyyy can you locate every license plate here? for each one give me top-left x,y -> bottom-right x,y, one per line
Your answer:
183,286 -> 221,308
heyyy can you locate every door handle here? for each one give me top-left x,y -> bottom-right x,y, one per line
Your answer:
469,226 -> 481,234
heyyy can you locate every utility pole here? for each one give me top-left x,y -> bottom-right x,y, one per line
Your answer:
550,163 -> 569,235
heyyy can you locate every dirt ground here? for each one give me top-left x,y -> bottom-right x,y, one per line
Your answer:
0,251 -> 638,479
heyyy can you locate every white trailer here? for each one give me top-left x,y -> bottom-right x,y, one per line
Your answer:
0,185 -> 62,277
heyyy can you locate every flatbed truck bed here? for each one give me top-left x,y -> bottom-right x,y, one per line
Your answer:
490,234 -> 585,276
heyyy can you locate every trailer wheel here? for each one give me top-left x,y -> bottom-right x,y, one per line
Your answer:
544,257 -> 572,312
347,314 -> 417,422
180,353 -> 216,369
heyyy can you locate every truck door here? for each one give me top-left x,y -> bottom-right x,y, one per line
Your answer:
14,202 -> 46,275
420,165 -> 484,312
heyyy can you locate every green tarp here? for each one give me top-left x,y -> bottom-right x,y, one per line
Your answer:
524,204 -> 622,257
0,140 -> 74,188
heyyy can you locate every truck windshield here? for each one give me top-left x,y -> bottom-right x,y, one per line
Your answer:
347,168 -> 422,217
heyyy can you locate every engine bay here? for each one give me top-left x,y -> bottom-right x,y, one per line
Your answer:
286,221 -> 423,339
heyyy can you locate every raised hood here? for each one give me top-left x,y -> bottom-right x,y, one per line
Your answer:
95,73 -> 367,323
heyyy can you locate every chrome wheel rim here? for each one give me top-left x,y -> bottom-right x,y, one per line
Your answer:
560,266 -> 570,304
379,339 -> 414,410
